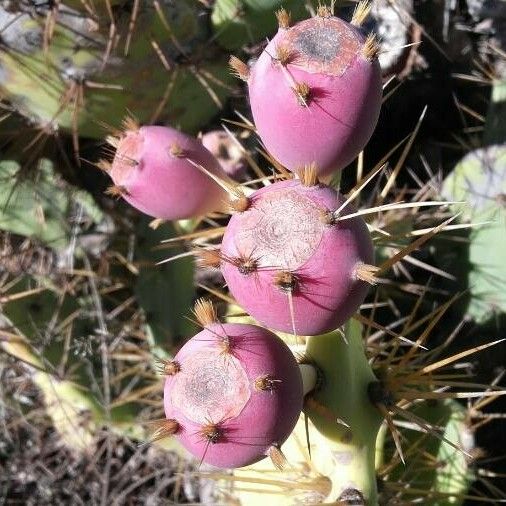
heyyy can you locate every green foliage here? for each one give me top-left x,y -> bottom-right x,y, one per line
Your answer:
387,400 -> 474,505
212,0 -> 308,50
0,159 -> 103,249
134,217 -> 196,351
441,145 -> 506,322
0,2 -> 234,137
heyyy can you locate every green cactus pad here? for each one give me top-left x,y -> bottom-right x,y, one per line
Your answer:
441,145 -> 506,322
212,0 -> 308,50
134,217 -> 196,350
385,399 -> 474,505
0,2 -> 234,137
0,159 -> 103,249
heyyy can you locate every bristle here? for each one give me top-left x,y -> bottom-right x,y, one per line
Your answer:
275,7 -> 291,29
105,185 -> 129,198
362,33 -> 380,60
351,1 -> 372,27
254,374 -> 282,392
148,418 -> 180,443
106,135 -> 120,149
267,444 -> 287,470
199,423 -> 223,444
155,358 -> 181,376
274,271 -> 298,293
229,56 -> 250,81
292,82 -> 311,107
169,142 -> 185,158
316,4 -> 333,17
220,251 -> 259,275
122,114 -> 140,133
354,263 -> 380,285
236,255 -> 258,275
96,159 -> 112,172
195,249 -> 222,269
275,43 -> 294,65
228,187 -> 250,213
193,298 -> 219,327
320,209 -> 336,226
298,163 -> 320,186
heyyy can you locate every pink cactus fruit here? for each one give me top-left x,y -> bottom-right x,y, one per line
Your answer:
162,300 -> 303,469
101,119 -> 230,220
231,8 -> 382,177
201,130 -> 248,181
219,174 -> 376,336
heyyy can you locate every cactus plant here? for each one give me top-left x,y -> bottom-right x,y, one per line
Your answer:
1,3 -> 505,504
0,1 -> 234,138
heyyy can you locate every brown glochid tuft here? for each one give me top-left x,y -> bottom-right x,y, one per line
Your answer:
122,114 -> 140,133
274,271 -> 299,293
236,254 -> 258,276
362,33 -> 380,60
292,82 -> 311,107
275,43 -> 294,66
351,1 -> 372,27
105,185 -> 130,199
169,142 -> 185,158
149,418 -> 180,443
254,374 -> 282,392
229,55 -> 250,81
316,4 -> 333,18
267,444 -> 288,470
354,263 -> 379,285
193,298 -> 219,327
199,423 -> 223,444
275,7 -> 291,29
156,359 -> 181,376
195,249 -> 222,269
298,163 -> 320,186
228,186 -> 250,213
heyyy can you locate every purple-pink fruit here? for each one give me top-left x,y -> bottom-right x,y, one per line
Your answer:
201,130 -> 248,181
220,178 -> 375,335
163,305 -> 303,468
103,121 -> 228,220
238,12 -> 382,177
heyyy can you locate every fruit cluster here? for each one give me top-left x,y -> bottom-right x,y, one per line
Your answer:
105,7 -> 382,469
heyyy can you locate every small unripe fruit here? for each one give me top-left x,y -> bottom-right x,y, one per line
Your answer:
163,320 -> 303,468
105,124 -> 228,220
245,14 -> 382,177
201,130 -> 248,180
220,179 -> 374,335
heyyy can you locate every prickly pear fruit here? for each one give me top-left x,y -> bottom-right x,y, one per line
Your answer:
163,301 -> 303,468
104,122 -> 229,220
220,177 -> 375,335
237,10 -> 382,177
202,130 -> 248,180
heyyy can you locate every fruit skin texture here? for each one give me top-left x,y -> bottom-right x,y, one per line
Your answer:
163,323 -> 303,468
109,125 -> 228,220
247,15 -> 382,177
220,179 -> 374,335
